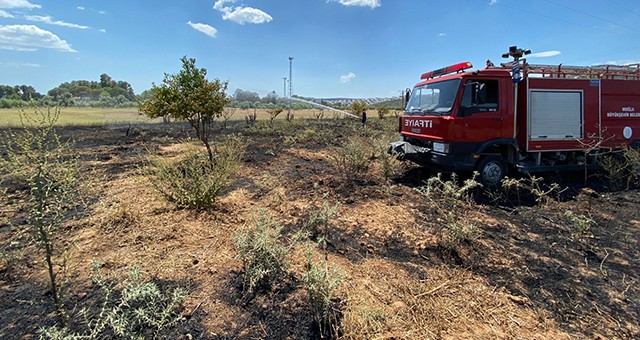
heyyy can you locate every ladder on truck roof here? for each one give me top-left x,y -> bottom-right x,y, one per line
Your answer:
524,62 -> 640,80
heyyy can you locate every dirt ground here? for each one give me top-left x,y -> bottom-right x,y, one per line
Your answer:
1,117 -> 638,339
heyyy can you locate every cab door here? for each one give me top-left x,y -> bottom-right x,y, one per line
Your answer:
455,78 -> 508,142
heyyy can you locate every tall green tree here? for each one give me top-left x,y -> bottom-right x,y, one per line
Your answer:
139,56 -> 229,163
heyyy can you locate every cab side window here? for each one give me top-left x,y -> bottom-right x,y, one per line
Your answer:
459,79 -> 499,116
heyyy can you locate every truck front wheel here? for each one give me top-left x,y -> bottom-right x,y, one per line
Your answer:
476,156 -> 507,189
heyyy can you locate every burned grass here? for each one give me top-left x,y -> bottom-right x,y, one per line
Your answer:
0,118 -> 639,338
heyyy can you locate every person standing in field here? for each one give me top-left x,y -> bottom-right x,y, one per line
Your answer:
361,108 -> 367,128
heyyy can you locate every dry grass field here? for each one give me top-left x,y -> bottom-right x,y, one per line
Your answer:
0,107 -> 390,128
0,110 -> 638,338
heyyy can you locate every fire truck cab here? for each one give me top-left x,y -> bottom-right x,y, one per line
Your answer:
389,49 -> 640,187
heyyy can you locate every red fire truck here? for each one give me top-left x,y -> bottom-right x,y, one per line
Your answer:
389,46 -> 640,187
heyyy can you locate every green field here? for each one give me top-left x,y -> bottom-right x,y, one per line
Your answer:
0,107 -> 162,127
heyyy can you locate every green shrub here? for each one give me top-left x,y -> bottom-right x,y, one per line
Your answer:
527,175 -> 563,207
303,199 -> 339,247
377,105 -> 389,119
599,146 -> 640,190
415,173 -> 482,251
565,210 -> 594,238
301,247 -> 343,338
416,173 -> 481,213
500,176 -> 528,202
235,212 -> 292,292
1,107 -> 81,325
148,135 -> 244,209
444,218 -> 480,251
371,136 -> 404,182
332,138 -> 370,182
41,266 -> 186,339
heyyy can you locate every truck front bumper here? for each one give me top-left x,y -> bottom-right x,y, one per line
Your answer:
388,140 -> 475,172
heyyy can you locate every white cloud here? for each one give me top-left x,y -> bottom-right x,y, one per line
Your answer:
26,15 -> 90,29
330,0 -> 381,9
340,72 -> 356,83
213,0 -> 234,11
0,9 -> 13,17
0,0 -> 40,9
213,0 -> 273,25
187,21 -> 217,38
438,33 -> 446,37
222,7 -> 272,24
77,6 -> 84,10
0,24 -> 76,52
490,0 -> 498,5
99,28 -> 106,33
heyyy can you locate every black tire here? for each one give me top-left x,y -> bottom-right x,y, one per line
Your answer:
476,155 -> 508,189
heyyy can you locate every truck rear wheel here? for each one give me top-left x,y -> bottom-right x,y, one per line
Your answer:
477,156 -> 507,189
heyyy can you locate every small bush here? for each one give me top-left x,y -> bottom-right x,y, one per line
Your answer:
371,136 -> 404,182
1,107 -> 81,324
235,212 -> 292,292
285,110 -> 295,122
148,135 -> 244,209
245,111 -> 257,127
416,173 -> 481,213
377,105 -> 389,119
267,107 -> 284,127
41,266 -> 187,339
99,203 -> 142,233
301,247 -> 343,338
501,176 -> 528,202
303,199 -> 339,246
415,173 -> 482,251
444,217 -> 480,251
332,138 -> 370,182
565,210 -> 594,238
221,107 -> 236,129
527,175 -> 563,207
599,146 -> 640,190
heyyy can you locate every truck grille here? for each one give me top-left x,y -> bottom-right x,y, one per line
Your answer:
405,137 -> 432,149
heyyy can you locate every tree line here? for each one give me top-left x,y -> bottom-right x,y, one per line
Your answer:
0,73 -> 138,109
2,72 -> 386,111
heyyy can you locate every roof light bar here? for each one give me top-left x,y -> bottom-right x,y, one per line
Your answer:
420,62 -> 473,80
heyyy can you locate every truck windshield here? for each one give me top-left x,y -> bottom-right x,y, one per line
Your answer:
405,79 -> 460,116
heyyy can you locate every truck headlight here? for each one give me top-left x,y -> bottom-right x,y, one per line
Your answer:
432,142 -> 450,153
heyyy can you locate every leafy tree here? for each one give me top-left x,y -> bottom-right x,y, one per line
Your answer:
136,89 -> 153,102
46,75 -> 136,106
263,90 -> 278,104
60,92 -> 75,107
139,56 -> 229,163
100,73 -> 115,88
349,100 -> 368,117
234,89 -> 260,103
0,84 -> 42,102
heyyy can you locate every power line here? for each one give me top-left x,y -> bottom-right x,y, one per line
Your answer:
606,0 -> 640,18
486,0 -> 633,37
544,0 -> 640,33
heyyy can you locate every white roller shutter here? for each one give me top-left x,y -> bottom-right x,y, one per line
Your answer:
529,90 -> 583,140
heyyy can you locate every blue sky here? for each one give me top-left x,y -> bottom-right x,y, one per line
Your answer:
1,0 -> 640,98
